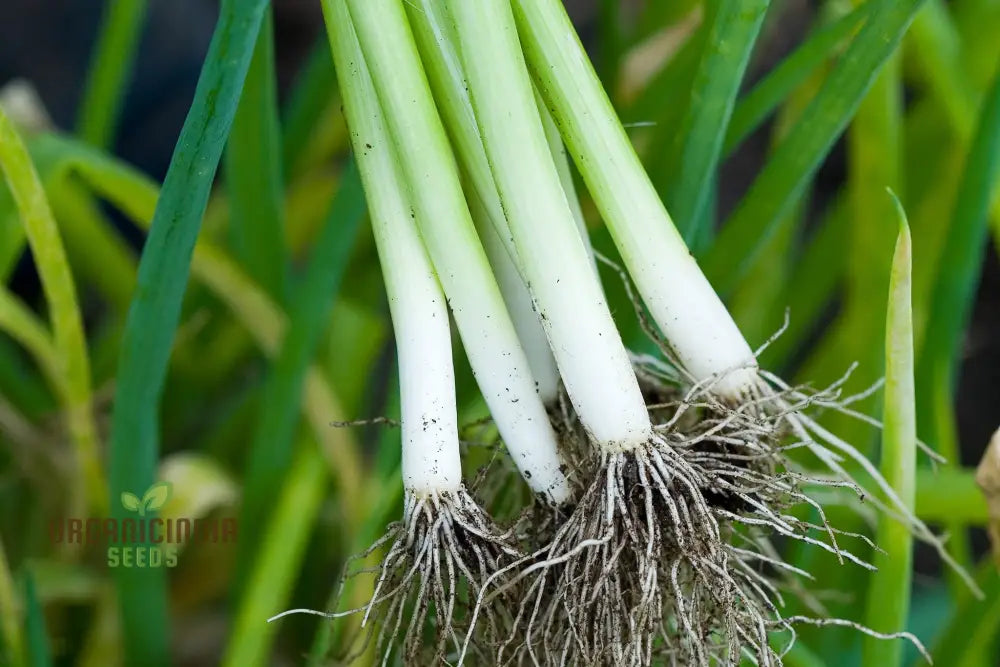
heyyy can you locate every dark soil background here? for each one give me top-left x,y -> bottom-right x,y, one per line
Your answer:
1,0 -> 996,502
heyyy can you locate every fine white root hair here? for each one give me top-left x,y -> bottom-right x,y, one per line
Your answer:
467,337 -> 956,665
626,295 -> 978,594
471,438 -> 798,666
277,487 -> 521,665
773,616 -> 932,664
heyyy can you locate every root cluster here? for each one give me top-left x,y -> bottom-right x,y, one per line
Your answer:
338,488 -> 520,665
465,358 -> 941,666
499,443 -> 757,666
321,359 -> 947,665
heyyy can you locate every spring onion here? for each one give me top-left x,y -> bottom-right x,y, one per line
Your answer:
344,0 -> 570,504
512,0 -> 758,399
296,1 -> 974,663
312,4 -> 522,661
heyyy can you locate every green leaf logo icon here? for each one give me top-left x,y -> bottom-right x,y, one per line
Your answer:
119,482 -> 173,516
142,482 -> 172,513
120,492 -> 141,513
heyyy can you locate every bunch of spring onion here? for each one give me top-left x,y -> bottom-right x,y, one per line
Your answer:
269,0 -> 968,663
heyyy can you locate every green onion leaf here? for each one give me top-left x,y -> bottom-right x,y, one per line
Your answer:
281,39 -> 338,181
225,9 -> 289,303
106,0 -> 269,662
23,571 -> 51,667
665,0 -> 770,243
76,0 -> 148,148
704,0 -> 927,293
0,110 -> 105,515
723,4 -> 870,155
862,192 -> 916,667
235,162 -> 365,586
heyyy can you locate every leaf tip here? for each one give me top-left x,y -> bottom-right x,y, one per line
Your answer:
885,187 -> 910,238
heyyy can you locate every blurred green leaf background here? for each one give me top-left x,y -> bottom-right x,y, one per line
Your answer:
0,0 -> 998,665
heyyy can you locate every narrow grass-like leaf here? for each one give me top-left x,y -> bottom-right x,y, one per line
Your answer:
913,67 -> 1000,585
106,0 -> 268,662
916,61 -> 1000,435
281,39 -> 338,180
0,338 -> 55,419
235,161 -> 365,585
48,181 -> 137,313
723,3 -> 869,155
759,195 -> 847,368
0,184 -> 21,280
0,109 -> 105,515
67,146 -> 371,666
27,133 -> 159,227
665,0 -> 769,242
862,193 -> 915,667
803,54 -> 902,446
908,0 -> 977,140
75,0 -> 147,148
36,129 -> 367,513
931,561 -> 1000,666
222,441 -> 328,667
597,0 -> 624,97
0,537 -> 24,667
914,468 -> 989,524
22,572 -> 50,667
17,135 -> 366,506
0,133 -> 143,315
0,288 -> 62,393
225,9 -> 289,303
704,0 -> 927,293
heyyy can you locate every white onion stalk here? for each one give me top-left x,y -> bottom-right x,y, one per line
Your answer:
404,0 -> 518,269
439,3 -> 969,664
444,2 -> 732,663
342,0 -> 571,504
325,7 -> 457,497
407,0 -> 596,277
318,4 -> 523,660
492,2 -> 978,653
503,0 -> 971,583
468,186 -> 561,404
442,0 -> 651,450
511,0 -> 758,399
406,0 -> 597,407
467,100 -> 594,406
534,86 -> 595,268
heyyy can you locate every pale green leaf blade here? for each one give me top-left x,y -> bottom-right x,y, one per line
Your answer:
862,192 -> 917,667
